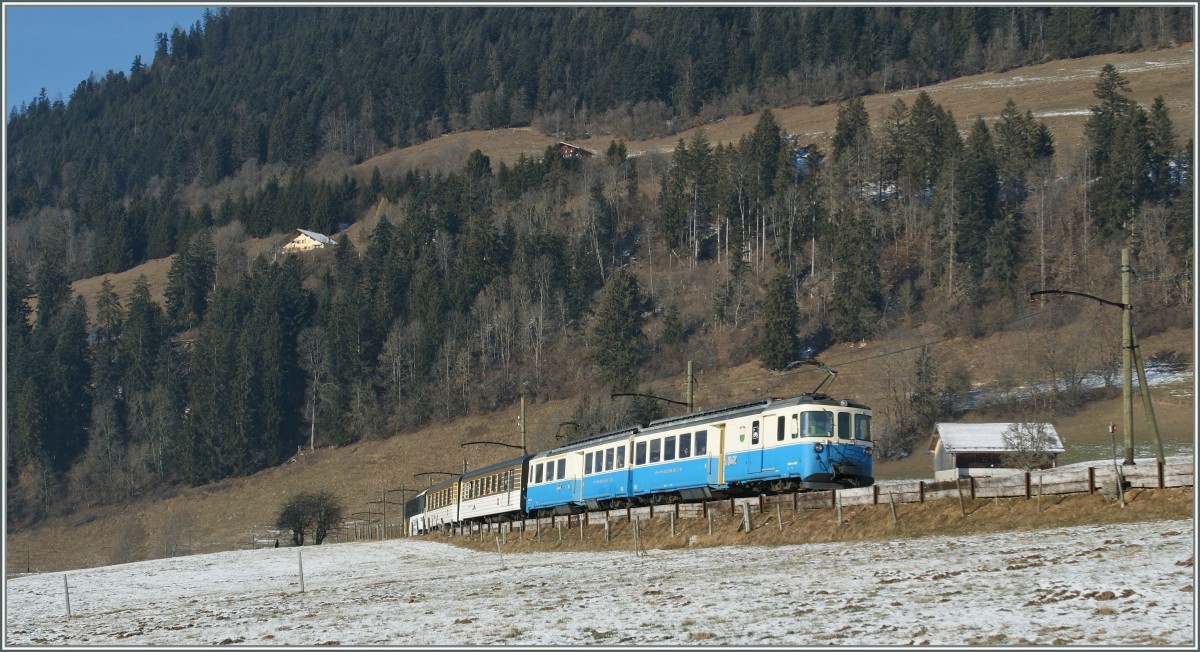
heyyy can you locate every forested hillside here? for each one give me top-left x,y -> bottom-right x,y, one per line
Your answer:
4,6 -> 1194,527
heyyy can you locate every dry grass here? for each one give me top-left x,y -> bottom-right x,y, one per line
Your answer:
440,487 -> 1193,555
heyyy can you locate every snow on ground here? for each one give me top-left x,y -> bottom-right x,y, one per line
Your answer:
5,519 -> 1195,647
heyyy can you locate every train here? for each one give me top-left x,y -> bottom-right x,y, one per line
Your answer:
404,392 -> 874,535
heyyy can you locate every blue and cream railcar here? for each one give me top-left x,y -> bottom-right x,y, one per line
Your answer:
718,395 -> 874,492
628,401 -> 739,502
456,455 -> 530,524
523,446 -> 587,515
562,427 -> 639,511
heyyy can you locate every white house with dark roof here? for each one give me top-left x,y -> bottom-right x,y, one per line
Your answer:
281,229 -> 338,254
929,422 -> 1065,481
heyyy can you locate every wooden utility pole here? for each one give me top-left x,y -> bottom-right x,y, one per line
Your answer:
1121,247 -> 1134,465
686,361 -> 694,413
520,396 -> 527,454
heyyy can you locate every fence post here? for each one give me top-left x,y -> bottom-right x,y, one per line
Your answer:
63,575 -> 71,618
1024,472 -> 1031,499
918,480 -> 925,503
297,550 -> 305,593
888,492 -> 898,523
957,478 -> 966,518
1037,475 -> 1043,513
707,510 -> 713,536
776,503 -> 783,531
835,492 -> 842,527
1087,466 -> 1096,494
872,485 -> 879,505
670,512 -> 676,537
969,476 -> 976,500
741,502 -> 752,533
1158,461 -> 1165,489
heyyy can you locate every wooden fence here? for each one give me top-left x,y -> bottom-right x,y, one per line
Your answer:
429,459 -> 1192,538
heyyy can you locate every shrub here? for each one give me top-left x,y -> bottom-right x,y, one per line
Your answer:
276,491 -> 344,546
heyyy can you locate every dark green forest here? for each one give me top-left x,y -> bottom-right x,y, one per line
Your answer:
4,6 -> 1194,525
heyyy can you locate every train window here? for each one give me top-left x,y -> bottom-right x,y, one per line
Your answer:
650,439 -> 661,463
752,421 -> 760,445
777,416 -> 786,441
585,452 -> 593,475
664,436 -> 676,461
791,414 -> 800,438
680,433 -> 691,458
696,431 -> 707,455
556,458 -> 566,479
855,414 -> 872,441
837,412 -> 851,439
535,463 -> 544,484
605,447 -> 614,471
802,411 -> 833,437
636,442 -> 646,465
617,446 -> 626,468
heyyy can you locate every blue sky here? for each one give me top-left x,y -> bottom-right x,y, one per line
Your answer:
4,4 -> 215,115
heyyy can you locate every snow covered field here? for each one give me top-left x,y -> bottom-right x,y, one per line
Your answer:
5,518 -> 1195,647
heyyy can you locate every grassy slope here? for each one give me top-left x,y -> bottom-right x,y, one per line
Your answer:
18,44 -> 1195,574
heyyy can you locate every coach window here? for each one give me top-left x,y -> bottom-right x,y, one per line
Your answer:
777,416 -> 786,441
556,458 -> 566,479
617,446 -> 626,468
679,433 -> 691,458
791,414 -> 800,439
855,413 -> 872,441
585,452 -> 593,475
664,435 -> 676,461
837,412 -> 851,440
752,420 -> 760,444
696,430 -> 707,455
535,463 -> 544,484
650,439 -> 661,463
636,441 -> 647,465
605,447 -> 615,471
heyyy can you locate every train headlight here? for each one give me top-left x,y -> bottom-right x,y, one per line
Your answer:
813,443 -> 824,453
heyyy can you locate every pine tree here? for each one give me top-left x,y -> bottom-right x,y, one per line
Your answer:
829,206 -> 881,343
589,268 -> 646,389
759,271 -> 799,370
955,118 -> 1001,291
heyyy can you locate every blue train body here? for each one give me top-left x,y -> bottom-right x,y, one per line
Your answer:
408,394 -> 874,533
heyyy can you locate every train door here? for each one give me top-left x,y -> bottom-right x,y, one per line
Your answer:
748,418 -> 765,473
716,424 -> 727,485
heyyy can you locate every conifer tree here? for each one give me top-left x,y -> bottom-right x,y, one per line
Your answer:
759,271 -> 799,370
589,268 -> 646,389
829,206 -> 881,343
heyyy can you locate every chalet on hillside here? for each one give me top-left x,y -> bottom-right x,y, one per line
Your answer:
929,422 -> 1065,481
557,141 -> 595,159
280,229 -> 338,254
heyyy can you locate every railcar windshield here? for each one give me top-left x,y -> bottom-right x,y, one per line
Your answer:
854,413 -> 872,441
801,411 -> 833,437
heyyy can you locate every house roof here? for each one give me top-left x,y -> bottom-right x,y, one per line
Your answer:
294,228 -> 338,246
930,422 -> 1065,454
